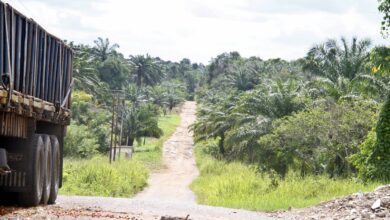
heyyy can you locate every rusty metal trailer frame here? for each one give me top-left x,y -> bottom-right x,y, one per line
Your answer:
0,0 -> 73,204
0,1 -> 73,136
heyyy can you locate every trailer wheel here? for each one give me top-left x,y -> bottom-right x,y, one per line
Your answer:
18,135 -> 44,207
48,136 -> 60,204
41,135 -> 52,205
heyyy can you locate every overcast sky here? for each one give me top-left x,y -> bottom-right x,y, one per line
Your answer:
3,0 -> 389,63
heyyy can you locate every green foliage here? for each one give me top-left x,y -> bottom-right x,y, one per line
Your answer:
379,0 -> 390,36
64,124 -> 99,158
350,93 -> 390,181
303,37 -> 371,82
61,156 -> 148,197
133,113 -> 181,169
259,101 -> 378,177
193,35 -> 389,185
98,56 -> 129,89
70,90 -> 111,153
129,54 -> 164,88
71,90 -> 94,124
370,46 -> 390,75
92,37 -> 119,62
191,145 -> 382,211
122,103 -> 163,146
349,130 -> 377,180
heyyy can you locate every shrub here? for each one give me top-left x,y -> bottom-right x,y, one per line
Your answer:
349,130 -> 377,180
64,123 -> 99,158
258,101 -> 378,177
352,94 -> 390,181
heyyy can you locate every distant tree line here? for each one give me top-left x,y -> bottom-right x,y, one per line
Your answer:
64,37 -> 203,158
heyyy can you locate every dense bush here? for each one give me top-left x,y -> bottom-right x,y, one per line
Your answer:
64,124 -> 99,158
258,101 -> 378,177
351,94 -> 390,181
349,130 -> 377,180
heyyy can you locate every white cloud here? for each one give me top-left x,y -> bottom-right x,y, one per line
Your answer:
3,0 -> 389,63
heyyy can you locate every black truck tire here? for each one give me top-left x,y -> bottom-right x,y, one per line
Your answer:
18,135 -> 45,207
48,135 -> 60,204
41,135 -> 52,205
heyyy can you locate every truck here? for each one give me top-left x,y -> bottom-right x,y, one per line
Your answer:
0,1 -> 73,206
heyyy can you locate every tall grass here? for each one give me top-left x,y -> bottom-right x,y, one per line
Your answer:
191,145 -> 383,211
60,156 -> 148,197
60,113 -> 181,197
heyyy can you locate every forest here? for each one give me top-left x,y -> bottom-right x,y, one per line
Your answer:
59,0 -> 390,211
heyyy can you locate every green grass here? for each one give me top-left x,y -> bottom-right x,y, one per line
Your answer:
60,113 -> 181,197
132,113 -> 181,169
190,145 -> 383,212
60,156 -> 148,197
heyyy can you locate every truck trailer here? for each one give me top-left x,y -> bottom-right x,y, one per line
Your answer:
0,1 -> 73,206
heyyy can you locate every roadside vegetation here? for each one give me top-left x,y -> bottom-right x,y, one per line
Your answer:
61,156 -> 148,197
61,38 -> 200,196
191,144 -> 382,211
60,0 -> 390,207
60,113 -> 180,197
132,113 -> 181,169
190,5 -> 390,210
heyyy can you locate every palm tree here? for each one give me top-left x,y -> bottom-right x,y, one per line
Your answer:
129,55 -> 164,88
192,108 -> 234,156
222,80 -> 304,161
303,37 -> 371,82
224,67 -> 256,91
191,94 -> 239,156
207,52 -> 242,85
303,37 -> 389,101
148,85 -> 167,109
238,79 -> 305,118
125,84 -> 147,106
70,43 -> 109,98
307,75 -> 389,101
93,37 -> 119,62
123,103 -> 163,146
225,113 -> 271,162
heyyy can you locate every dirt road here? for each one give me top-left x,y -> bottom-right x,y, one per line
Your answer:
1,101 -> 271,220
135,101 -> 199,203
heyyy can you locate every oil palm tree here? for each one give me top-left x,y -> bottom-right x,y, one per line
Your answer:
71,43 -> 109,98
129,55 -> 164,88
307,75 -> 389,101
304,37 -> 371,82
93,37 -> 119,62
224,66 -> 256,91
191,94 -> 239,156
123,103 -> 162,146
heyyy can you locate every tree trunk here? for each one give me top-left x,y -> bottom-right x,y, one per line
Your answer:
127,137 -> 135,146
248,141 -> 255,163
219,134 -> 225,156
